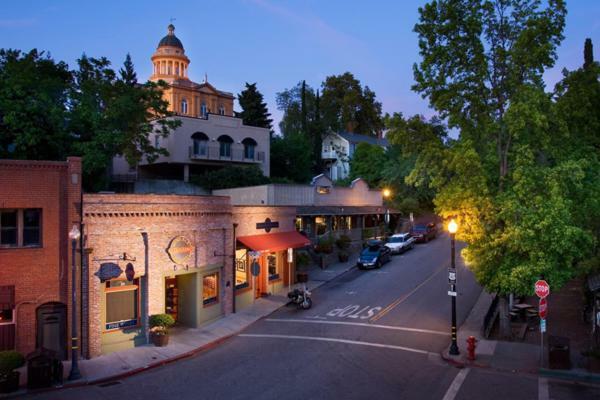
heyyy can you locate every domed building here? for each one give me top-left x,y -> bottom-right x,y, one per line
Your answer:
149,24 -> 234,117
112,24 -> 270,189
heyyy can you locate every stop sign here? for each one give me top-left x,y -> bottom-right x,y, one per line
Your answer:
535,280 -> 550,298
539,297 -> 548,319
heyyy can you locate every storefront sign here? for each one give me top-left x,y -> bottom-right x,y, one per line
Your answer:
125,263 -> 135,281
256,218 -> 279,233
106,319 -> 137,331
95,263 -> 123,282
167,236 -> 194,265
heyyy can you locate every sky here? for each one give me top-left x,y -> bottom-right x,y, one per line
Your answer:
1,0 -> 599,134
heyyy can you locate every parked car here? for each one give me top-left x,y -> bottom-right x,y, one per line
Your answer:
357,240 -> 391,270
410,223 -> 437,243
385,233 -> 415,254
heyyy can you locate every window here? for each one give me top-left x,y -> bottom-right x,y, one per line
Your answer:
154,135 -> 160,148
235,249 -> 249,290
0,209 -> 41,247
191,132 -> 208,156
218,135 -> 233,158
218,105 -> 225,115
268,253 -> 279,281
242,138 -> 257,159
105,279 -> 139,330
317,186 -> 330,194
203,272 -> 219,305
0,286 -> 14,325
200,102 -> 207,118
181,98 -> 188,114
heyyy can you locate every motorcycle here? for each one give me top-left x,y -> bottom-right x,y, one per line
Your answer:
287,284 -> 312,310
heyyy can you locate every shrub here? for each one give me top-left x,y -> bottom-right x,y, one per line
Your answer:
335,234 -> 351,250
315,236 -> 334,254
0,351 -> 25,376
149,314 -> 175,335
295,252 -> 311,267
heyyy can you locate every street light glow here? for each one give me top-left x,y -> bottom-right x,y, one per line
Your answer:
382,188 -> 391,198
448,219 -> 458,234
69,224 -> 81,240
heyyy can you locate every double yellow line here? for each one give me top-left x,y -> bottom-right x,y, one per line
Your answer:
369,264 -> 447,323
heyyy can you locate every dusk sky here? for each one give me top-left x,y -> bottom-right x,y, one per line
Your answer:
2,0 -> 599,134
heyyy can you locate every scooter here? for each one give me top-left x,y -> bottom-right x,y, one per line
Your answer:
287,284 -> 312,310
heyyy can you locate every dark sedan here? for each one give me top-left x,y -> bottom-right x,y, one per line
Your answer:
410,223 -> 437,243
357,241 -> 391,270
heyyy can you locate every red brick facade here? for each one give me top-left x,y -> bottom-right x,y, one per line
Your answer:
0,158 -> 82,358
83,194 -> 233,358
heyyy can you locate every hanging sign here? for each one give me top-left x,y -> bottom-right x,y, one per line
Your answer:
95,263 -> 123,282
167,236 -> 194,265
256,218 -> 279,233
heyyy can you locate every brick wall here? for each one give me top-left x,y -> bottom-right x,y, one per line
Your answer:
83,193 -> 233,358
0,157 -> 82,357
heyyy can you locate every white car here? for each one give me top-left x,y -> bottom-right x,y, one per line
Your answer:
385,233 -> 416,254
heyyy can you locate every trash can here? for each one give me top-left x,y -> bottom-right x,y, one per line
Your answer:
548,335 -> 571,370
27,349 -> 54,389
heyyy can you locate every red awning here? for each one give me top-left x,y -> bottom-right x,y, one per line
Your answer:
237,231 -> 311,253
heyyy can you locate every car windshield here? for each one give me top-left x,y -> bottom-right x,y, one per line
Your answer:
413,225 -> 427,231
362,247 -> 380,256
388,237 -> 405,243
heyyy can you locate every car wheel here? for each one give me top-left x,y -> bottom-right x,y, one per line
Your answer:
376,261 -> 382,269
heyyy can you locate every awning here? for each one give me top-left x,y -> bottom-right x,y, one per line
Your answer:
237,231 -> 311,253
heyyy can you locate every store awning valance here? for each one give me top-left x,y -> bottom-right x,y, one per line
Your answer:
237,231 -> 311,253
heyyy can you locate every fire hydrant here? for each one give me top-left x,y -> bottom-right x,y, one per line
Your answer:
466,336 -> 477,361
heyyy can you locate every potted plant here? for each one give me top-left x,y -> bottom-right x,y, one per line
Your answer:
0,350 -> 25,393
149,314 -> 175,347
336,234 -> 351,262
583,347 -> 600,372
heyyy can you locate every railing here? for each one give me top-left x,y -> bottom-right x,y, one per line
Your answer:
483,294 -> 499,338
322,150 -> 338,160
189,145 -> 264,163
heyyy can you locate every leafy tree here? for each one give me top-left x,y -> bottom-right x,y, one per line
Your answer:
320,72 -> 383,136
270,132 -> 313,183
0,49 -> 72,160
412,0 -> 572,338
348,143 -> 387,187
236,82 -> 273,132
190,164 -> 269,190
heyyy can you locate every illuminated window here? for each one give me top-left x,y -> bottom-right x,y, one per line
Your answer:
317,186 -> 330,194
235,249 -> 249,290
105,279 -> 139,330
203,272 -> 219,306
268,253 -> 279,281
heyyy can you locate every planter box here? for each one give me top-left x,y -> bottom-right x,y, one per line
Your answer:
151,333 -> 169,347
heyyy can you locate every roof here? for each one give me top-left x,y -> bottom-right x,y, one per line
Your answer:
158,24 -> 184,50
296,206 -> 401,216
338,131 -> 388,147
237,231 -> 311,252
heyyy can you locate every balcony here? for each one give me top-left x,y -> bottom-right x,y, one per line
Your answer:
189,144 -> 264,164
322,150 -> 338,160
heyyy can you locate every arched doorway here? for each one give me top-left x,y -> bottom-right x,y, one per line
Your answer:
36,302 -> 67,360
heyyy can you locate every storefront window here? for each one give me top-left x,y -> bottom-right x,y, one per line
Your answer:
315,217 -> 327,235
235,249 -> 249,289
0,308 -> 13,324
105,279 -> 139,330
268,253 -> 279,281
203,272 -> 219,305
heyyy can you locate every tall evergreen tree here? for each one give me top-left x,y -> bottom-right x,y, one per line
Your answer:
236,82 -> 273,133
119,53 -> 137,85
301,80 -> 307,136
584,38 -> 594,69
312,89 -> 322,174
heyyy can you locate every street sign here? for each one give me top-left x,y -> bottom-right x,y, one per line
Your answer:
534,280 -> 550,299
540,318 -> 546,333
539,297 -> 547,319
448,270 -> 456,283
287,248 -> 293,263
448,291 -> 457,297
251,261 -> 260,277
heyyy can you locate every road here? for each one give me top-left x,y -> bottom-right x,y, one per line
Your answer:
26,234 -> 600,400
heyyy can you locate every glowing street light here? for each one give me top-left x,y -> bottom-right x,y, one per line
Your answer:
448,218 -> 459,355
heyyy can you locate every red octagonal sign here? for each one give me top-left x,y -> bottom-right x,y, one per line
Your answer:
535,280 -> 550,299
539,297 -> 547,319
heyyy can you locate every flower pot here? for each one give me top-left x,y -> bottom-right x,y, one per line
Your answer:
151,333 -> 169,347
0,371 -> 20,393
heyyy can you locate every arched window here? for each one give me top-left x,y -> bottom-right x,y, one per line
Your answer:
242,138 -> 257,159
218,105 -> 225,115
200,102 -> 207,118
191,132 -> 208,157
181,99 -> 188,115
218,135 -> 234,158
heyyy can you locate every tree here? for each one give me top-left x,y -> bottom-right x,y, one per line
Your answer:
270,132 -> 313,183
584,38 -> 594,70
320,72 -> 383,136
348,143 -> 387,187
236,82 -> 273,132
190,164 -> 269,190
412,0 -> 572,338
0,49 -> 72,160
119,53 -> 137,85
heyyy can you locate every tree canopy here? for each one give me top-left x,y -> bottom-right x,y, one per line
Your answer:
237,82 -> 273,132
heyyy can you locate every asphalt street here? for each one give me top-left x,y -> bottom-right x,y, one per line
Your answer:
25,234 -> 600,400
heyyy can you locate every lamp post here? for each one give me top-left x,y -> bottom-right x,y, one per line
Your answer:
448,219 -> 459,356
68,225 -> 82,380
382,188 -> 391,236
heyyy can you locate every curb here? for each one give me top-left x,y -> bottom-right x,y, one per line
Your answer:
16,261 -> 358,397
539,367 -> 600,383
439,352 -> 539,376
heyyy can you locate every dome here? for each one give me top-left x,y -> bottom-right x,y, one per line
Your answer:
158,24 -> 184,50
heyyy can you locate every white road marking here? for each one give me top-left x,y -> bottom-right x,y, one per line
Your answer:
538,377 -> 549,400
442,367 -> 470,400
238,334 -> 432,355
345,291 -> 357,295
265,318 -> 449,336
303,315 -> 328,320
326,304 -> 382,319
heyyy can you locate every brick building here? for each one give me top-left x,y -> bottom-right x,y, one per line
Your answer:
0,158 -> 82,359
82,194 -> 233,357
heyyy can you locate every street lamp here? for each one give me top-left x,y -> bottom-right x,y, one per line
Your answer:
68,224 -> 81,380
382,189 -> 391,236
448,219 -> 459,355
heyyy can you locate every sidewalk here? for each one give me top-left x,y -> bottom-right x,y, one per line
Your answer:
442,290 -> 600,383
10,255 -> 357,396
